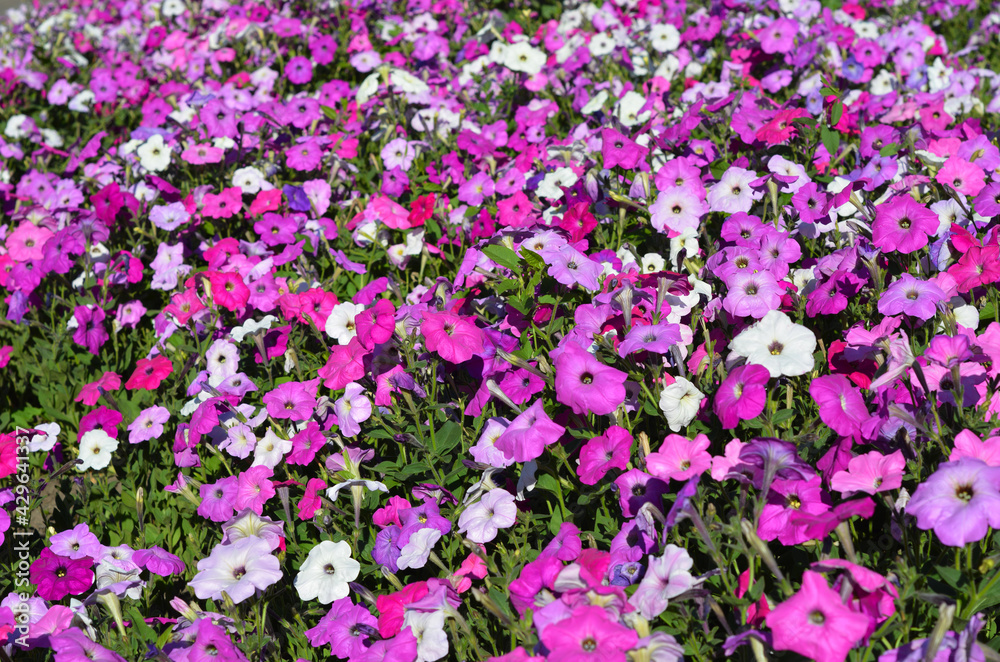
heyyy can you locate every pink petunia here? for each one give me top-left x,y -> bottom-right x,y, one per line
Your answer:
235,465 -> 276,515
494,399 -> 566,463
124,355 -> 173,391
936,156 -> 985,197
75,372 -> 122,406
421,311 -> 484,364
809,375 -> 869,439
949,429 -> 1000,466
577,426 -> 633,485
553,341 -> 627,416
830,450 -> 906,496
646,434 -> 712,482
871,195 -> 937,254
201,187 -> 243,219
713,364 -> 769,429
262,379 -> 318,421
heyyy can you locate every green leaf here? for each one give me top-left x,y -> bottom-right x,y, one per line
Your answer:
435,421 -> 463,456
520,248 -> 546,271
821,125 -> 841,158
820,87 -> 839,97
831,101 -> 844,126
879,143 -> 901,157
935,565 -> 966,591
320,105 -> 338,120
482,243 -> 521,271
771,409 -> 795,425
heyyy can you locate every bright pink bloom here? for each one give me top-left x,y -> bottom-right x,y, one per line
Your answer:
950,429 -> 1000,466
298,478 -> 327,520
30,549 -> 94,601
125,355 -> 173,391
553,341 -> 627,416
765,570 -> 872,662
540,605 -> 638,662
646,434 -> 712,482
949,245 -> 1000,293
6,222 -> 53,261
936,156 -> 985,196
830,450 -> 905,495
207,271 -> 250,311
714,364 -> 769,429
758,18 -> 798,54
201,187 -> 243,219
76,372 -> 122,406
318,338 -> 368,390
758,477 -> 831,545
263,379 -> 318,421
871,195 -> 937,254
355,299 -> 396,348
577,426 -> 633,485
809,375 -> 869,439
235,465 -> 275,515
421,311 -> 484,364
495,399 -> 566,463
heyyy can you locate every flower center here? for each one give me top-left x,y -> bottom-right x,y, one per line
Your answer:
324,563 -> 337,575
956,484 -> 975,502
898,217 -> 911,229
768,341 -> 784,355
809,610 -> 825,625
581,372 -> 594,385
233,566 -> 246,579
581,637 -> 597,652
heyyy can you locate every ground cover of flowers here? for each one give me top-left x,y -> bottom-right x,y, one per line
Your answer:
4,0 -> 1000,659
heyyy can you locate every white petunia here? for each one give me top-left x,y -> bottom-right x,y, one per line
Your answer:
356,73 -> 380,105
325,302 -> 363,345
649,23 -> 680,52
536,167 -> 579,200
137,134 -> 172,172
404,610 -> 450,662
29,422 -> 61,453
231,315 -> 277,342
658,376 -> 704,432
294,540 -> 361,604
503,42 -> 546,76
251,428 -> 292,469
617,91 -> 650,127
77,429 -> 119,471
397,527 -> 442,570
730,310 -> 817,378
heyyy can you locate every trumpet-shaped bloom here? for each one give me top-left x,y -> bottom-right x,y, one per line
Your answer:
495,399 -> 566,462
906,458 -> 1000,547
554,341 -> 628,416
730,310 -> 817,378
458,488 -> 517,543
189,537 -> 282,604
295,540 -> 361,604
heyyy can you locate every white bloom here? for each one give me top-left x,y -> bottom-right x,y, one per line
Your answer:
326,480 -> 388,501
658,376 -> 704,432
4,114 -> 32,140
294,540 -> 360,604
503,42 -> 546,76
582,90 -> 609,114
641,253 -> 666,274
390,68 -> 429,97
649,24 -> 680,52
40,129 -> 63,148
77,429 -> 119,471
206,339 -> 239,381
730,310 -> 817,378
137,134 -> 172,172
356,73 -> 380,105
231,166 -> 270,194
403,230 -> 425,256
536,167 -> 579,199
252,428 -> 291,469
397,527 -> 442,570
404,610 -> 450,662
29,422 -> 61,453
161,0 -> 186,17
617,91 -> 650,127
231,315 -> 277,342
589,33 -> 616,57
325,302 -> 363,345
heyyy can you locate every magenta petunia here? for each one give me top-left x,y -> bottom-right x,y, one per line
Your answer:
540,605 -> 638,662
553,341 -> 627,416
713,364 -> 769,429
494,399 -> 566,463
809,375 -> 869,439
421,311 -> 484,364
765,570 -> 871,662
871,195 -> 938,254
577,426 -> 633,485
646,434 -> 712,482
262,380 -> 318,421
830,450 -> 906,496
30,548 -> 94,601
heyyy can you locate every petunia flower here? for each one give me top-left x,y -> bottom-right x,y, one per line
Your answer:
553,341 -> 628,416
77,429 -> 119,471
629,545 -> 701,620
809,375 -> 870,438
540,605 -> 638,662
730,310 -> 817,378
646,434 -> 712,482
830,450 -> 906,496
295,540 -> 361,604
877,274 -> 946,321
334,382 -> 372,438
765,570 -> 871,662
457,488 -> 517,544
30,549 -> 94,601
871,195 -> 937,254
189,537 -> 282,604
713,364 -> 769,429
906,458 -> 1000,547
577,426 -> 633,485
658,376 -> 704,432
262,380 -> 318,421
421,311 -> 484,364
124,355 -> 173,391
494,399 -> 566,463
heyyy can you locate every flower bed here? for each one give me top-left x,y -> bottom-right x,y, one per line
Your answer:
1,0 -> 1000,660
